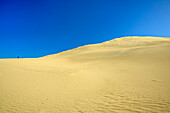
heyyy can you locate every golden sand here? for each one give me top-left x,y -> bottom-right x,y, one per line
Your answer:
0,36 -> 170,112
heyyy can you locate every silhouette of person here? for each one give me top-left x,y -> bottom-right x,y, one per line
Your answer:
17,56 -> 19,59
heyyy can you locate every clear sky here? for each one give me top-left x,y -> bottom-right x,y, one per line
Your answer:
0,0 -> 170,58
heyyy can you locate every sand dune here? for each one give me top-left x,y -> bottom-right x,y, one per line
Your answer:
0,36 -> 170,113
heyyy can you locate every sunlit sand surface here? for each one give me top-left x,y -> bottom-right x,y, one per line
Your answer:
0,36 -> 170,113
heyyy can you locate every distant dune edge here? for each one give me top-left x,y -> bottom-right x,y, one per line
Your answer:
0,36 -> 170,112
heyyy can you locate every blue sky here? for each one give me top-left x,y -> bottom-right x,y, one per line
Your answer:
0,0 -> 170,58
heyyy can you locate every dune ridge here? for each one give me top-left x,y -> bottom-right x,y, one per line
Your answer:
44,36 -> 170,57
0,36 -> 170,113
43,36 -> 170,58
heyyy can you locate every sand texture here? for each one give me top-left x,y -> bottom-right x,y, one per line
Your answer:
0,36 -> 170,113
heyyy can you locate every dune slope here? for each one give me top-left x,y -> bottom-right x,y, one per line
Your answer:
0,36 -> 170,113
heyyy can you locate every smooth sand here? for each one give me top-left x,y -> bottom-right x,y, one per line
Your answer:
0,36 -> 170,113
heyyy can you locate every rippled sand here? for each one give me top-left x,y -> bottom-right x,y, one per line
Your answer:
0,36 -> 170,113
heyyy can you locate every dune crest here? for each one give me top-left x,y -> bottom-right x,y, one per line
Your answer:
43,36 -> 170,58
0,36 -> 170,113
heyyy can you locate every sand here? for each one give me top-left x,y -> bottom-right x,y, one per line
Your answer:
0,36 -> 170,113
